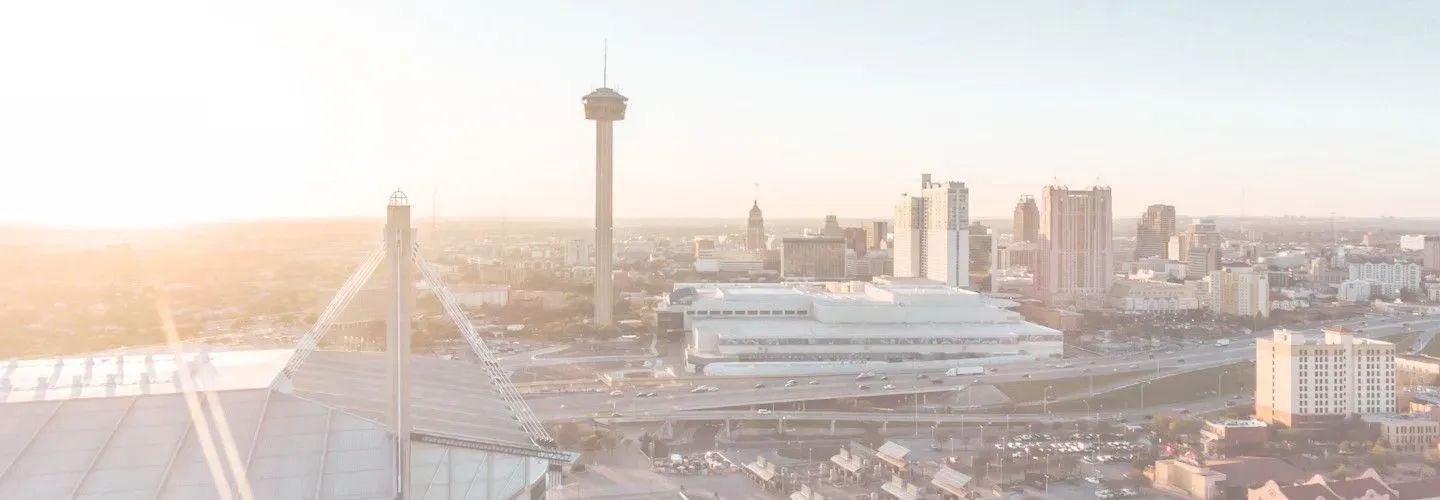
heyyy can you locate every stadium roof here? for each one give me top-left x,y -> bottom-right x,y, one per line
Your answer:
0,348 -> 557,499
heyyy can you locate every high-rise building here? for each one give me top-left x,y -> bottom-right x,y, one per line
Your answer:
922,180 -> 971,287
1135,204 -> 1176,260
563,239 -> 590,267
892,174 -> 970,287
1013,196 -> 1039,243
1186,245 -> 1220,280
1168,233 -> 1190,263
1256,327 -> 1395,430
1347,260 -> 1421,298
1425,236 -> 1440,272
1187,217 -> 1223,249
820,215 -> 843,238
864,221 -> 888,251
1207,264 -> 1270,318
582,82 -> 628,327
1037,185 -> 1113,308
780,237 -> 847,280
893,195 -> 925,279
693,237 -> 716,259
842,227 -> 868,256
968,222 -> 994,292
746,201 -> 766,251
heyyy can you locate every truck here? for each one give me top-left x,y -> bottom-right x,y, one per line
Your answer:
1215,339 -> 1231,347
945,366 -> 985,377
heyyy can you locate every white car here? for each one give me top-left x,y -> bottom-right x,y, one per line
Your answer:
756,408 -> 772,415
882,384 -> 896,390
609,390 -> 624,397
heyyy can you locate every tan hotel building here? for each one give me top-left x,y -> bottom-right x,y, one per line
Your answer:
1256,327 -> 1396,429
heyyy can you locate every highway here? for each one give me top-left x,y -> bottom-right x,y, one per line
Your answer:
526,314 -> 1439,422
589,395 -> 1244,426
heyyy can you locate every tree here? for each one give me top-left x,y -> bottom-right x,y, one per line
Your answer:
1168,419 -> 1200,436
555,423 -> 583,449
1366,444 -> 1396,470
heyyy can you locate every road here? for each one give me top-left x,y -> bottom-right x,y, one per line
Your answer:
589,394 -> 1243,426
527,314 -> 1438,422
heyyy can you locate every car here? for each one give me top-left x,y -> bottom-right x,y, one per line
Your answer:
1128,364 -> 1139,369
609,390 -> 624,397
879,375 -> 889,381
931,378 -> 944,385
808,380 -> 819,385
1142,415 -> 1154,421
1177,358 -> 1185,363
690,386 -> 707,393
882,384 -> 896,390
1022,374 -> 1032,379
917,374 -> 929,379
857,384 -> 871,390
784,380 -> 797,387
989,368 -> 1000,373
753,383 -> 765,389
756,408 -> 771,415
1225,401 -> 1236,407
706,386 -> 720,392
1082,368 -> 1091,373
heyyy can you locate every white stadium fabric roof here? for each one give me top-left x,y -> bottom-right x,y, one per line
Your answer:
0,349 -> 555,499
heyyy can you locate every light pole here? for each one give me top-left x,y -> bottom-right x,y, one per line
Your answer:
1218,370 -> 1227,399
1043,386 -> 1055,414
1043,453 -> 1050,499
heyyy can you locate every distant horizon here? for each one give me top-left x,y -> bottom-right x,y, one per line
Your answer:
7,212 -> 1440,233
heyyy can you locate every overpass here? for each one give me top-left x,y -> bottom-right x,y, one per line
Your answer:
531,316 -> 1440,422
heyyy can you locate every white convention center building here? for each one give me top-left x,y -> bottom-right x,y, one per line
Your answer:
660,278 -> 1063,375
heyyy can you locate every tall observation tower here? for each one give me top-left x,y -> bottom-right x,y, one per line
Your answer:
583,55 -> 627,328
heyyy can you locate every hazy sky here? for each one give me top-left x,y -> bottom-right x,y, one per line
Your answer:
2,1 -> 1438,227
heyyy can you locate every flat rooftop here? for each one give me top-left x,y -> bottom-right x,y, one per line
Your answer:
694,318 -> 1061,339
1208,418 -> 1267,428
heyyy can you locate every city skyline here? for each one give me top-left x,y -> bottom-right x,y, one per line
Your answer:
3,1 -> 1439,228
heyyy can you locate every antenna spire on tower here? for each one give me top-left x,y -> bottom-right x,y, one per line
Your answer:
603,39 -> 608,87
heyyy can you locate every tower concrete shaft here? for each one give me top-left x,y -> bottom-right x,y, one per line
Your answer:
594,119 -> 615,327
583,87 -> 627,328
384,190 -> 413,497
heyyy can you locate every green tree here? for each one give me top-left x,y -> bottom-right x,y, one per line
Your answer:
555,423 -> 583,449
1168,419 -> 1200,436
1366,444 -> 1396,470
